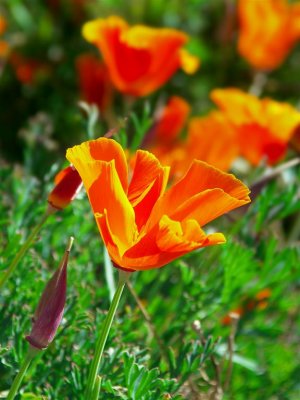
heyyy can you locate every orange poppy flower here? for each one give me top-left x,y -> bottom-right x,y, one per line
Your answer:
9,52 -> 49,84
76,53 -> 113,112
82,16 -> 199,97
222,288 -> 271,325
238,0 -> 300,70
66,137 -> 250,271
142,96 -> 189,178
48,166 -> 83,210
186,112 -> 239,172
150,111 -> 238,182
211,88 -> 300,165
152,96 -> 190,145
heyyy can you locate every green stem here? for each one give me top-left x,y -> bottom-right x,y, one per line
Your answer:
84,270 -> 129,399
7,348 -> 38,400
0,208 -> 52,291
103,248 -> 116,302
91,376 -> 102,400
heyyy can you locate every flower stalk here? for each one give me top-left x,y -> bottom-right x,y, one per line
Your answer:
85,269 -> 129,399
7,347 -> 39,400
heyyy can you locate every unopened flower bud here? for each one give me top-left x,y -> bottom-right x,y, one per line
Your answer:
26,237 -> 74,349
48,166 -> 82,210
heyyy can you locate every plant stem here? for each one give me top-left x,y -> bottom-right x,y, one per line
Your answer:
7,348 -> 38,400
84,269 -> 129,399
0,207 -> 53,291
91,376 -> 102,400
224,314 -> 239,392
103,248 -> 116,302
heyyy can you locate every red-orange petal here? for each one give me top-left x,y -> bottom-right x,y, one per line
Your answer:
66,137 -> 128,192
48,166 -> 82,210
147,160 -> 250,229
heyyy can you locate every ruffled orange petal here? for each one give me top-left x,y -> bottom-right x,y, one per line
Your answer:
121,215 -> 225,270
156,216 -> 208,252
66,138 -> 137,255
170,188 -> 248,227
66,137 -> 128,192
147,160 -> 250,229
128,150 -> 169,230
87,161 -> 137,256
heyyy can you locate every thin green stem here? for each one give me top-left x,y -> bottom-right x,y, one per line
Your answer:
84,269 -> 129,399
91,376 -> 102,400
7,348 -> 38,400
0,208 -> 53,291
103,248 -> 116,302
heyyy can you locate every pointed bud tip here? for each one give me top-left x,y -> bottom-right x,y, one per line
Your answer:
67,237 -> 74,253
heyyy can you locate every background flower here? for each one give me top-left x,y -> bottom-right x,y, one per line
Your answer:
82,16 -> 199,96
211,88 -> 300,165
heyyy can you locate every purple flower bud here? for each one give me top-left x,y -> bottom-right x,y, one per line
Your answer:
26,238 -> 74,350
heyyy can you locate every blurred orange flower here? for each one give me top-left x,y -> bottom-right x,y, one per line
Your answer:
211,88 -> 300,165
76,53 -> 113,112
10,52 -> 50,84
82,16 -> 199,97
66,137 -> 250,271
151,96 -> 190,145
142,96 -> 190,160
150,111 -> 239,182
238,0 -> 300,70
0,15 -> 7,36
222,288 -> 271,325
186,112 -> 239,172
0,15 -> 9,59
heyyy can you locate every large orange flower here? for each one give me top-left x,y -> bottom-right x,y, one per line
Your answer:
238,0 -> 300,70
211,88 -> 300,165
82,16 -> 199,97
66,137 -> 250,271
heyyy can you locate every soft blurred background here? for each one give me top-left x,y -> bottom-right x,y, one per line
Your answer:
2,0 -> 300,174
1,1 -> 300,399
